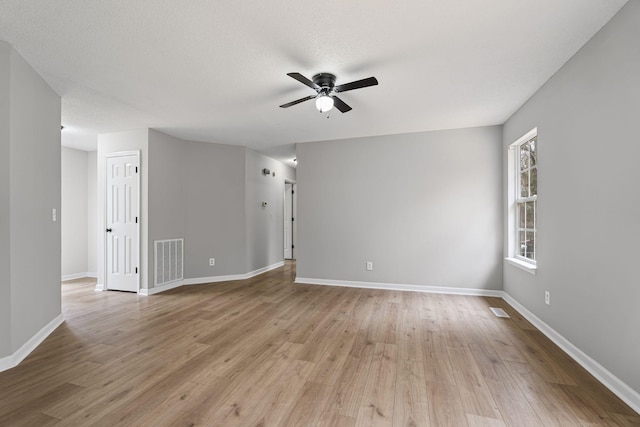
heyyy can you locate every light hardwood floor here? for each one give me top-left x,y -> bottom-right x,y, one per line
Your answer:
0,261 -> 638,426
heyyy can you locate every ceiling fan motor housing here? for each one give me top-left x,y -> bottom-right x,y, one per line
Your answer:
313,73 -> 336,91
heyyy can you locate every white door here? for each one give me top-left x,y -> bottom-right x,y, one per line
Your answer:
284,182 -> 293,259
106,153 -> 139,292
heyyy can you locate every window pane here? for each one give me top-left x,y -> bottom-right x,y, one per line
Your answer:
520,144 -> 530,171
529,137 -> 537,167
519,203 -> 526,228
530,166 -> 537,196
520,170 -> 529,198
519,231 -> 527,257
526,231 -> 536,260
533,200 -> 536,229
526,201 -> 535,229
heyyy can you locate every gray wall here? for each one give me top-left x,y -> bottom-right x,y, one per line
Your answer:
148,130 -> 186,287
61,147 -> 98,278
502,0 -> 640,394
87,150 -> 97,274
147,131 -> 291,284
245,149 -> 296,272
97,129 -> 149,289
182,141 -> 247,279
0,42 -> 61,357
297,126 -> 503,289
61,147 -> 88,277
147,131 -> 248,284
0,42 -> 11,357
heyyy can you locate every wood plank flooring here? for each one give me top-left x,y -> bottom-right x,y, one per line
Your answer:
1,261 -> 638,426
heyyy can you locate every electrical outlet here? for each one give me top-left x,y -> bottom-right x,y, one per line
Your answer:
209,258 -> 215,266
545,290 -> 550,306
366,261 -> 373,271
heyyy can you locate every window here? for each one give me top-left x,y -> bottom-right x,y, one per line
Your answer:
516,135 -> 537,261
508,128 -> 537,272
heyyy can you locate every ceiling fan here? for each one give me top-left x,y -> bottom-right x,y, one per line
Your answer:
279,72 -> 378,113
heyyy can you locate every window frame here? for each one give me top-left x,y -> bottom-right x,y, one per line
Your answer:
507,128 -> 538,273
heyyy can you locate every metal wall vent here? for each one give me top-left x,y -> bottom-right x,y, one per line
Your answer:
490,307 -> 510,318
154,238 -> 184,287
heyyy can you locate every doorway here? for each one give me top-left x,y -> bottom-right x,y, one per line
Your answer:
105,151 -> 140,292
284,181 -> 297,260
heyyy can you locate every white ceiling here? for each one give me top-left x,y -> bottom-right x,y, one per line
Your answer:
0,1 -> 628,163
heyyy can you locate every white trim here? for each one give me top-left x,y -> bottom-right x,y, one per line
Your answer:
0,314 -> 64,373
62,272 -> 89,281
294,277 -> 503,297
139,279 -> 183,296
505,257 -> 537,275
61,272 -> 98,281
95,283 -> 105,292
183,274 -> 247,285
502,292 -> 640,414
184,261 -> 285,286
138,262 -> 286,295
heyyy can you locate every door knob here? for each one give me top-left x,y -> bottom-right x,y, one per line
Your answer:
106,228 -> 112,233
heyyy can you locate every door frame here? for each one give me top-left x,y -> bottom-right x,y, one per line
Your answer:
104,150 -> 141,293
284,179 -> 296,260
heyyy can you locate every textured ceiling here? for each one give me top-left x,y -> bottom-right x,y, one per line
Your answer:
0,0 -> 628,163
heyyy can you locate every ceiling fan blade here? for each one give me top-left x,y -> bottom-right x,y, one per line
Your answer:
279,95 -> 316,108
287,72 -> 320,90
332,96 -> 352,113
334,76 -> 378,93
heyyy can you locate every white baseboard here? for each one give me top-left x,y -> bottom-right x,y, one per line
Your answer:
140,261 -> 286,294
502,292 -> 640,414
245,261 -> 285,279
94,283 -> 105,292
182,273 -> 247,285
139,280 -> 183,296
61,272 -> 97,281
0,313 -> 64,373
247,261 -> 284,279
183,261 -> 285,286
294,277 -> 503,297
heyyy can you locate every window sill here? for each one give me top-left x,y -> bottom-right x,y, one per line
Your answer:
505,257 -> 537,275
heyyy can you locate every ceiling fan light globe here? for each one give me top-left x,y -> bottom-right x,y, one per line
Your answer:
315,95 -> 334,113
